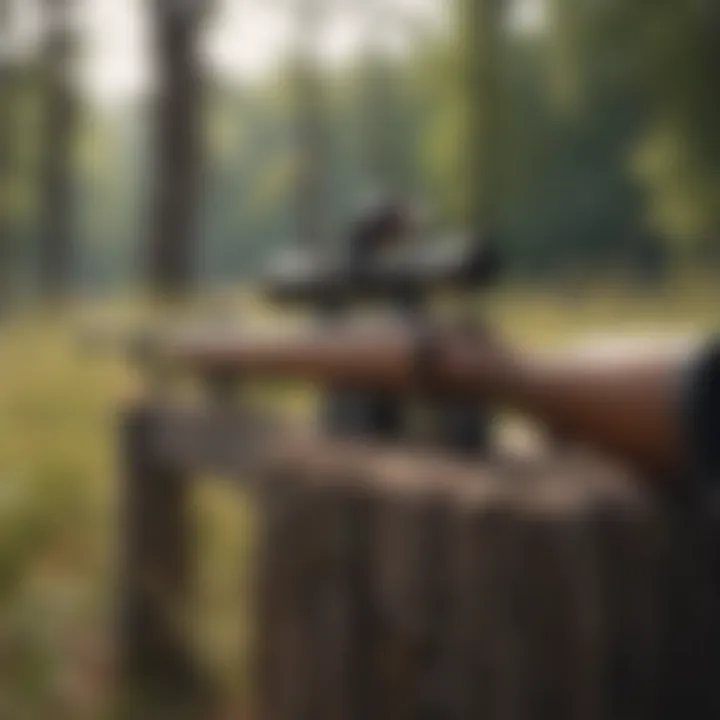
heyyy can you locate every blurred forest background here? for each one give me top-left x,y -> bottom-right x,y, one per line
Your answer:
1,0 -> 720,717
2,0 -> 720,306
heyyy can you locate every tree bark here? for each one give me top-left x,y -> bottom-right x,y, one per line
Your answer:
0,63 -> 14,312
293,0 -> 328,252
38,0 -> 77,302
148,0 -> 204,299
460,0 -> 506,233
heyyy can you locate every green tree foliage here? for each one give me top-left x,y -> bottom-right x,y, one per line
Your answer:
624,1 -> 720,257
541,0 -> 720,264
416,0 -> 647,275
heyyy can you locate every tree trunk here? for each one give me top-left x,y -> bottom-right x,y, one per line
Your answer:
38,0 -> 76,303
0,64 -> 14,312
293,0 -> 328,252
460,0 -> 506,234
358,0 -> 405,196
147,1 -> 204,299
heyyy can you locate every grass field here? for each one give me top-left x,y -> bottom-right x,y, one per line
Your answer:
1,282 -> 719,717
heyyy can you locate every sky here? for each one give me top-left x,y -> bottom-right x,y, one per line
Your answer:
2,0 -> 545,107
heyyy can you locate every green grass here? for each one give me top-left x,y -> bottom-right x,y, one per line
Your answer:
1,282 -> 719,716
0,310 -> 262,717
0,318 -> 124,717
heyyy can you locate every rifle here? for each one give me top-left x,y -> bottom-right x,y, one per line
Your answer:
153,321 -> 710,479
135,202 -> 716,482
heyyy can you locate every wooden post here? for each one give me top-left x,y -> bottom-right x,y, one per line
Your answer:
118,404 -> 209,719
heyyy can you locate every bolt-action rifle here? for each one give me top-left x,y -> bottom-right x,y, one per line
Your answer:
137,201 -> 718,482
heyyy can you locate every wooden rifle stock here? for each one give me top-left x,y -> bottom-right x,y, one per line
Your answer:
154,326 -> 710,480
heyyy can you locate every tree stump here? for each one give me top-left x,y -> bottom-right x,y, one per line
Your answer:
252,442 -> 720,720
